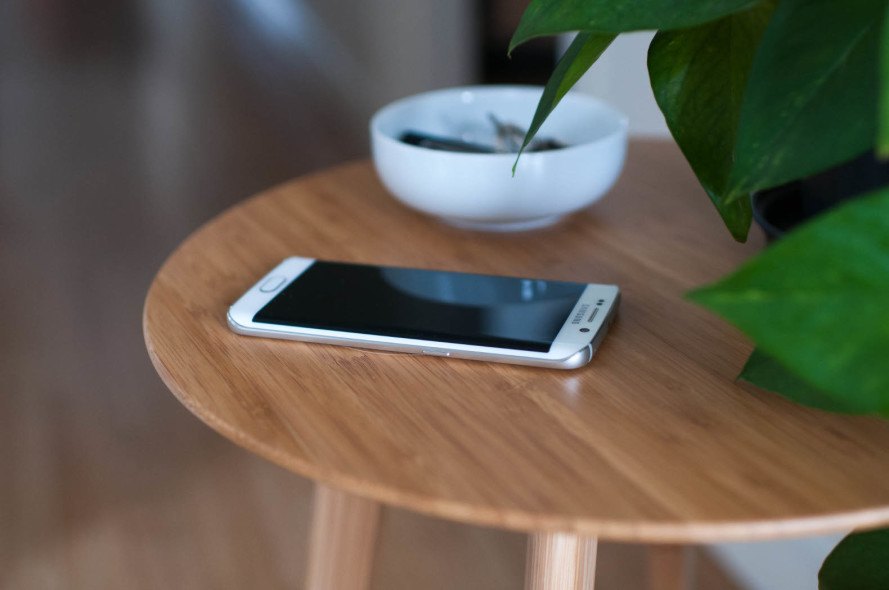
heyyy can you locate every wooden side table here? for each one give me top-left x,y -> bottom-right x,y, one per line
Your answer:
144,141 -> 889,589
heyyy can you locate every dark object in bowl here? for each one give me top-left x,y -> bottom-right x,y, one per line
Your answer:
398,130 -> 567,154
753,151 -> 889,241
399,131 -> 497,153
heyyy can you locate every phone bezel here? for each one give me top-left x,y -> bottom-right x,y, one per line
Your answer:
227,257 -> 619,369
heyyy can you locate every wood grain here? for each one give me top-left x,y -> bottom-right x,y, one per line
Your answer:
306,485 -> 381,590
525,533 -> 597,590
143,140 -> 889,542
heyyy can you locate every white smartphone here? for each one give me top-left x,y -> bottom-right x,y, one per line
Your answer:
227,257 -> 619,369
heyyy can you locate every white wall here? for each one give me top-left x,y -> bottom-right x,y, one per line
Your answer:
713,534 -> 845,590
565,32 -> 669,137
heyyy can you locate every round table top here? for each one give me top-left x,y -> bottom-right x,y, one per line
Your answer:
144,141 -> 889,543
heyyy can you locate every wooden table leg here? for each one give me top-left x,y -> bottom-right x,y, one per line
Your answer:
525,532 -> 598,590
305,484 -> 381,590
647,545 -> 696,590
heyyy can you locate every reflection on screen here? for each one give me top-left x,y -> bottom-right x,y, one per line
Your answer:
254,261 -> 585,352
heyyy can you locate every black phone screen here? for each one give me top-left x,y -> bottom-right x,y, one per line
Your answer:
253,261 -> 586,352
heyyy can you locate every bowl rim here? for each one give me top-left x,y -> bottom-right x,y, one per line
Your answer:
369,84 -> 629,160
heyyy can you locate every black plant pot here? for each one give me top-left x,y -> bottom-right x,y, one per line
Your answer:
752,151 -> 889,241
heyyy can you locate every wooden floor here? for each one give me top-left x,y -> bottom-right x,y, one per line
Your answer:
0,1 -> 742,588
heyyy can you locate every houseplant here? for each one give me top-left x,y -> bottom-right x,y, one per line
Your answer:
510,0 -> 889,587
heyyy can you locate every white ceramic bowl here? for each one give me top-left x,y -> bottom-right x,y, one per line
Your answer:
370,85 -> 628,231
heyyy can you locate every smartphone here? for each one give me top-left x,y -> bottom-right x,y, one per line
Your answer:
227,257 -> 619,369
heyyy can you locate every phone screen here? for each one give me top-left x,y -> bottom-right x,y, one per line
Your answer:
253,261 -> 586,352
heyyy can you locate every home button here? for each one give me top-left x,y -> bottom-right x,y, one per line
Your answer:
259,276 -> 287,292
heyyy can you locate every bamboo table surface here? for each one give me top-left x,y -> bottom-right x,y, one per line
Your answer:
143,140 -> 889,544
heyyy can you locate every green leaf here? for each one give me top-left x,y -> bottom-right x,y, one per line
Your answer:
879,2 -> 889,158
647,1 -> 774,242
740,349 -> 866,413
689,187 -> 889,418
819,529 -> 889,590
513,32 -> 615,173
510,0 -> 758,51
729,0 -> 881,193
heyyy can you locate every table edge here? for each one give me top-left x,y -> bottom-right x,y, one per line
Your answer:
142,165 -> 889,542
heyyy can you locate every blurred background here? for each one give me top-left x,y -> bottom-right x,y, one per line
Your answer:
0,1 -> 838,588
